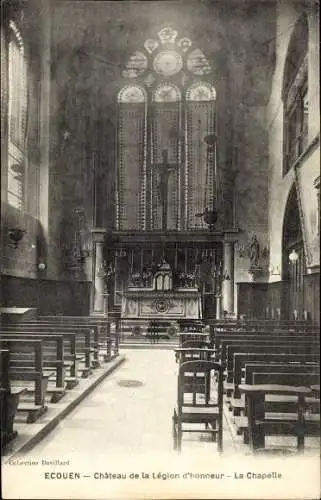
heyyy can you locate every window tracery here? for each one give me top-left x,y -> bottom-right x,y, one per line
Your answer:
153,83 -> 181,102
118,85 -> 146,103
117,26 -> 217,231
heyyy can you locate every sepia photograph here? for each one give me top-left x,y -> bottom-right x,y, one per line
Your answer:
0,0 -> 320,498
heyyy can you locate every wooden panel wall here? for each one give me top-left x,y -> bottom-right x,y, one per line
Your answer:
267,281 -> 286,319
1,275 -> 91,316
236,282 -> 269,319
237,278 -> 319,323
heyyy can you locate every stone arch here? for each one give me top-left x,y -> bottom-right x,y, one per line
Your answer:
282,183 -> 305,318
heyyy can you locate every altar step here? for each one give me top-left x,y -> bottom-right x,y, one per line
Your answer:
120,319 -> 178,337
120,319 -> 178,346
120,332 -> 179,347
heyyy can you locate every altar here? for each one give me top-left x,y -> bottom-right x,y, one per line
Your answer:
121,258 -> 202,321
122,289 -> 202,320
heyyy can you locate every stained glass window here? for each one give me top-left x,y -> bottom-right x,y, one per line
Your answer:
153,51 -> 183,76
153,83 -> 181,102
7,20 -> 28,210
122,51 -> 148,78
116,26 -> 217,232
283,15 -> 309,176
152,84 -> 181,230
117,85 -> 146,229
144,39 -> 159,54
186,82 -> 216,101
158,27 -> 178,44
118,85 -> 146,103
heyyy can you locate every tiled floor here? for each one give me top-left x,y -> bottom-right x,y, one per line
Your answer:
32,349 -> 237,459
25,348 -> 320,460
3,349 -> 320,500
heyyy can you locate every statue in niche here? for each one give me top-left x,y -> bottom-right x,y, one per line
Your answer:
249,234 -> 260,268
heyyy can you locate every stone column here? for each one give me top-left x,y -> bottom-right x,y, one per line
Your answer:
222,242 -> 235,315
91,228 -> 106,316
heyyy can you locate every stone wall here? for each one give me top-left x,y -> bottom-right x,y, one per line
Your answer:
1,1 -> 48,284
50,1 -> 276,312
267,0 -> 320,282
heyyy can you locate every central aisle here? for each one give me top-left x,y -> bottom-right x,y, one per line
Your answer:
34,349 -> 177,456
5,350 -> 318,500
32,349 -> 236,458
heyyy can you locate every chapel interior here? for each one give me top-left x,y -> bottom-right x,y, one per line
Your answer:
0,0 -> 320,467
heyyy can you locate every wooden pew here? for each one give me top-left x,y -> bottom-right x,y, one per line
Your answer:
223,342 -> 319,414
0,349 -> 26,448
252,372 -> 320,387
4,323 -> 95,377
216,334 -> 319,364
25,322 -> 95,371
0,339 -> 50,422
36,320 -> 104,365
1,327 -> 81,387
209,319 -> 319,330
243,368 -> 320,413
209,322 -> 320,342
34,317 -> 119,361
211,331 -> 320,358
235,363 -> 320,417
245,363 -> 320,386
231,352 -> 320,416
226,342 -> 319,390
211,329 -> 319,353
36,315 -> 120,359
239,384 -> 320,452
1,331 -> 68,402
226,342 -> 319,386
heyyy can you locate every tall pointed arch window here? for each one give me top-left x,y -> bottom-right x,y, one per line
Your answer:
116,26 -> 217,231
282,15 -> 309,176
7,20 -> 28,209
117,85 -> 147,230
186,82 -> 216,229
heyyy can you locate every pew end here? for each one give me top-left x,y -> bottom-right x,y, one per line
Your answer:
239,384 -> 319,453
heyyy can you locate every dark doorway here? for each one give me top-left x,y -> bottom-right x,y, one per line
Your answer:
282,185 -> 305,319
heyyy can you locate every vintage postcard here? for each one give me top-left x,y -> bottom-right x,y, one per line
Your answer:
1,0 -> 320,499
